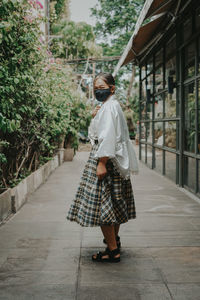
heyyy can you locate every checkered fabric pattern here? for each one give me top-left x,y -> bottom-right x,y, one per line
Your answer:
66,143 -> 136,227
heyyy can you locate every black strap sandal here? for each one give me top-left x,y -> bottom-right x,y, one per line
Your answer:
92,247 -> 120,263
103,235 -> 121,249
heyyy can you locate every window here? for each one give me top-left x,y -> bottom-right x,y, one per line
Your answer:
195,7 -> 200,30
155,148 -> 163,173
155,49 -> 163,93
183,18 -> 192,42
184,42 -> 195,79
154,122 -> 163,146
165,152 -> 176,182
184,82 -> 196,153
155,93 -> 164,119
183,156 -> 196,191
165,121 -> 176,149
147,57 -> 153,74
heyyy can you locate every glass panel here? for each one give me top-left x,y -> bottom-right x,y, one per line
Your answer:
198,38 -> 200,74
184,82 -> 196,153
154,122 -> 163,146
141,143 -> 146,163
141,65 -> 146,79
147,57 -> 153,74
155,49 -> 163,93
141,80 -> 146,100
165,121 -> 176,149
196,7 -> 200,29
165,89 -> 176,117
166,35 -> 176,61
198,81 -> 200,153
155,93 -> 163,119
146,102 -> 153,120
147,145 -> 152,168
165,152 -> 176,182
184,42 -> 195,79
198,160 -> 200,194
140,122 -> 146,142
183,17 -> 192,42
155,147 -> 162,174
146,122 -> 152,143
183,156 -> 196,192
141,100 -> 146,120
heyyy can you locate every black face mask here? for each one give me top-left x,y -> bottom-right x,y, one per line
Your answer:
94,88 -> 111,102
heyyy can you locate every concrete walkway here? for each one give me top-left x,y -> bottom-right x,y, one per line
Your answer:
0,148 -> 200,300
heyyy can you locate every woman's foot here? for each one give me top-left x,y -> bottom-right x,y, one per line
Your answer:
92,247 -> 120,262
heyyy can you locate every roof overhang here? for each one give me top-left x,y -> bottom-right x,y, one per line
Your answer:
113,0 -> 184,76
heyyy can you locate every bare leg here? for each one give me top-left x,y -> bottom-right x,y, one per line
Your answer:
92,225 -> 120,259
114,224 -> 120,237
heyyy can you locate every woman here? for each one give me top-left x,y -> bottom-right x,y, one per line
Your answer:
66,72 -> 139,263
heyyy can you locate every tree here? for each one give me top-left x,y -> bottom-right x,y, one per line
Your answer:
90,0 -> 145,56
50,20 -> 102,59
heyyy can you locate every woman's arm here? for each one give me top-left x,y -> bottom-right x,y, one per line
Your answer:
96,157 -> 108,180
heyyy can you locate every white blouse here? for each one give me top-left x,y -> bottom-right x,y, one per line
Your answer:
88,95 -> 139,179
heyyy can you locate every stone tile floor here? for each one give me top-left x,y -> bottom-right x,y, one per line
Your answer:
0,147 -> 200,299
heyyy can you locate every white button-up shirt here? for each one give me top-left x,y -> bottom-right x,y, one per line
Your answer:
88,95 -> 139,179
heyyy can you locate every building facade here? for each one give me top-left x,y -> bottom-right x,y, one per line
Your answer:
114,0 -> 200,197
139,1 -> 200,196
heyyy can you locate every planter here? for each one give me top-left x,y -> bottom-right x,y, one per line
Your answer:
0,188 -> 12,222
1,152 -> 63,221
64,148 -> 74,161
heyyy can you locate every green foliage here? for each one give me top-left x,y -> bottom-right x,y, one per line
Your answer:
50,20 -> 102,59
0,0 -> 91,189
91,0 -> 145,56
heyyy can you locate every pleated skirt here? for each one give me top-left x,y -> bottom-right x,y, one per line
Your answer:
66,143 -> 136,227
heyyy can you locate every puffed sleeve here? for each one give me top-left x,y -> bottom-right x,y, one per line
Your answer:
94,105 -> 117,158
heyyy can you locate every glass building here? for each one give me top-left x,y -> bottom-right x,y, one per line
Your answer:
114,0 -> 200,197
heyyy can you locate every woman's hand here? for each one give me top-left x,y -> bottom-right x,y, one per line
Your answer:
96,157 -> 108,180
92,105 -> 101,118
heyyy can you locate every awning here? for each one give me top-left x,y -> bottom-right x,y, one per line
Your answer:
122,13 -> 166,66
113,0 -> 183,76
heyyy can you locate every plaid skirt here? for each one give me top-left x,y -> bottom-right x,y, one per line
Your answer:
66,143 -> 136,227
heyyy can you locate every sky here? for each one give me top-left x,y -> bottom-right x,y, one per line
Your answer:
69,0 -> 98,25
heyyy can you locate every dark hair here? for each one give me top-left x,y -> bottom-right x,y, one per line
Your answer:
94,72 -> 115,86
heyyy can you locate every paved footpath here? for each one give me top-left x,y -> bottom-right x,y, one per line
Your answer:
1,147 -> 200,300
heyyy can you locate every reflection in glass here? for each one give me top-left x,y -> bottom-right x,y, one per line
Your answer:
141,143 -> 146,163
183,18 -> 192,42
146,102 -> 153,120
141,65 -> 146,79
146,122 -> 152,143
166,35 -> 176,61
184,82 -> 196,153
155,94 -> 163,119
198,160 -> 200,194
147,145 -> 152,168
141,80 -> 146,100
198,38 -> 200,74
198,81 -> 200,153
165,90 -> 176,117
165,152 -> 176,183
165,121 -> 176,149
155,147 -> 162,174
154,122 -> 163,146
183,156 -> 196,192
184,43 -> 195,79
196,7 -> 200,29
140,122 -> 146,142
141,100 -> 146,120
155,49 -> 163,93
147,57 -> 153,74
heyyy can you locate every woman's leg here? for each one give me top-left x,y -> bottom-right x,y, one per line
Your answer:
92,224 -> 120,259
114,224 -> 120,237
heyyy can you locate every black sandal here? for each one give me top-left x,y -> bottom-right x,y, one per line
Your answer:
103,235 -> 121,249
92,247 -> 120,263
